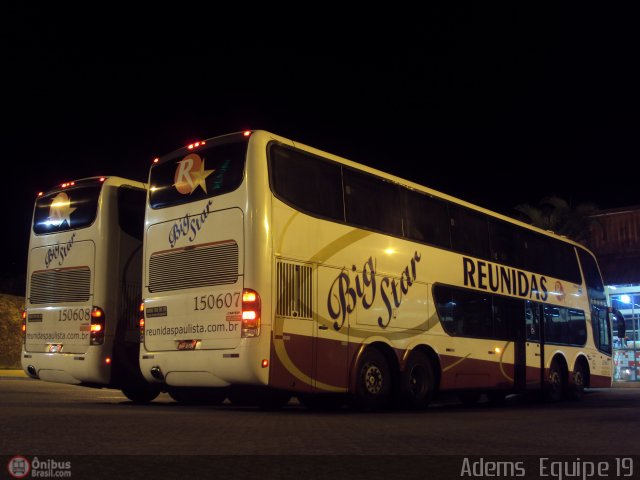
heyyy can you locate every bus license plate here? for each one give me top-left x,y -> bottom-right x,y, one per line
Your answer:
48,344 -> 63,353
177,340 -> 197,351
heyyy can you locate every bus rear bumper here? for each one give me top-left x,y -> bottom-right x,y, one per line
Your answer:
21,348 -> 112,385
140,348 -> 268,388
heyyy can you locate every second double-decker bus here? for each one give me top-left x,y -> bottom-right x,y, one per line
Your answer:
140,130 -> 612,409
22,176 -> 160,403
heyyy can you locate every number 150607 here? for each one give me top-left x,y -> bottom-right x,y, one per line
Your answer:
193,293 -> 240,311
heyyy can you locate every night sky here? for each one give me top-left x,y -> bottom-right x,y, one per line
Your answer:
4,6 -> 638,293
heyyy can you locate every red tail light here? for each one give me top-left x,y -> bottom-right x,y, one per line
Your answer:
21,310 -> 26,343
90,307 -> 106,345
241,289 -> 261,338
139,302 -> 145,342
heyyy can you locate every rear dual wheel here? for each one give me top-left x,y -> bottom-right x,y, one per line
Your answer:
547,359 -> 566,402
353,348 -> 392,410
353,348 -> 436,411
400,351 -> 436,409
122,385 -> 161,404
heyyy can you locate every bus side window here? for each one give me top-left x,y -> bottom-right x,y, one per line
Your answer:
491,295 -> 521,341
577,249 -> 605,294
549,243 -> 582,285
592,306 -> 612,354
543,305 -> 566,344
433,285 -> 460,335
567,309 -> 587,346
269,145 -> 344,222
449,205 -> 490,260
343,168 -> 403,237
489,220 -> 521,267
525,301 -> 540,342
402,189 -> 451,248
118,186 -> 146,241
577,248 -> 610,354
453,288 -> 492,339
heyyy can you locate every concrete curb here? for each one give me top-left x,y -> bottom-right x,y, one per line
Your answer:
0,369 -> 27,377
612,381 -> 640,388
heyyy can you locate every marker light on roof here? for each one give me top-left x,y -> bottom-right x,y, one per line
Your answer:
153,158 -> 159,163
243,131 -> 251,137
187,140 -> 206,150
37,192 -> 43,197
99,177 -> 106,182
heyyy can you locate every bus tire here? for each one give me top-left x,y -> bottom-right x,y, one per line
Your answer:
547,358 -> 566,402
400,351 -> 435,409
353,347 -> 392,410
569,360 -> 588,400
121,385 -> 160,404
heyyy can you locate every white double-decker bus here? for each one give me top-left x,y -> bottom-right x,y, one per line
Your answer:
22,176 -> 160,403
140,130 -> 612,409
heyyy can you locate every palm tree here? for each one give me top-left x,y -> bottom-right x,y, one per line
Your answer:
512,196 -> 599,244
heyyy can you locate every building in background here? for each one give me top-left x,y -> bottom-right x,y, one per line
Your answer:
588,206 -> 640,383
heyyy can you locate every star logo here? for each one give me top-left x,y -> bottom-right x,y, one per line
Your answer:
48,192 -> 76,227
173,154 -> 214,195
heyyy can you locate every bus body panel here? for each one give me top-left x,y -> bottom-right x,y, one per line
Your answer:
25,239 -> 95,354
22,177 -> 148,387
143,207 -> 244,352
268,196 -> 603,394
140,130 -> 612,399
141,132 -> 278,387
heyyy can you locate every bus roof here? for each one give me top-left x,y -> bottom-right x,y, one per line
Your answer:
250,130 -> 591,253
39,176 -> 147,196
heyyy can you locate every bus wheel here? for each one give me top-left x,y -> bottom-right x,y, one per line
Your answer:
353,347 -> 392,410
569,361 -> 588,400
168,387 -> 226,405
547,359 -> 566,402
400,351 -> 435,409
121,385 -> 160,404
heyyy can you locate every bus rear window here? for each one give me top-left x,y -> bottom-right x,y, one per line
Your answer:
33,185 -> 102,235
149,140 -> 247,209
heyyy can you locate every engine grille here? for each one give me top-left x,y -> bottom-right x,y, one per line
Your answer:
276,261 -> 313,319
30,266 -> 91,304
149,241 -> 239,292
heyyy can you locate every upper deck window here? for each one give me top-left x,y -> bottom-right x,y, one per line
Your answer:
269,144 -> 344,221
149,138 -> 247,209
33,185 -> 102,234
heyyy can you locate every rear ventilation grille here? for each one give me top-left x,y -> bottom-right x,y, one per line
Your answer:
276,261 -> 313,319
30,267 -> 91,304
149,241 -> 239,292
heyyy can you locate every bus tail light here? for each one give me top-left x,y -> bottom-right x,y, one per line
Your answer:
139,302 -> 145,342
90,307 -> 106,345
21,310 -> 26,344
241,289 -> 261,338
